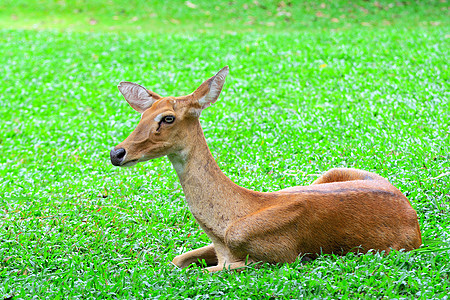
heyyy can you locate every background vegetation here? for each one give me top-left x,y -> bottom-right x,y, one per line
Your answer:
0,0 -> 449,298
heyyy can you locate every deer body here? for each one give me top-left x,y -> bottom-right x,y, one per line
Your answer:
110,67 -> 422,272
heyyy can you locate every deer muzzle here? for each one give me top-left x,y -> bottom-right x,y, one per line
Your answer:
110,148 -> 127,166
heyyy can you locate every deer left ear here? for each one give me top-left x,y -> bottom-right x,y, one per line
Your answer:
192,66 -> 229,110
118,82 -> 162,113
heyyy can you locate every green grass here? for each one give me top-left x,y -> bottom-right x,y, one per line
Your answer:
1,0 -> 449,299
1,0 -> 448,32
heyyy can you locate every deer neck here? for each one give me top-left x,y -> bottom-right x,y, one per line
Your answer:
167,119 -> 256,241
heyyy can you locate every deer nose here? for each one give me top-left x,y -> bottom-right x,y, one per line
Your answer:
110,148 -> 126,166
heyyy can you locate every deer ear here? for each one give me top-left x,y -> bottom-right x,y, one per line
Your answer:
192,66 -> 229,110
118,82 -> 162,113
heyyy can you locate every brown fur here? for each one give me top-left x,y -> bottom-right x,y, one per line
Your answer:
111,66 -> 422,272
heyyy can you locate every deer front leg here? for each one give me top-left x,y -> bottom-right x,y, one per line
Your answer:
205,260 -> 254,272
172,244 -> 218,269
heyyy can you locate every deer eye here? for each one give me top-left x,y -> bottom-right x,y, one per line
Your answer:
162,115 -> 175,124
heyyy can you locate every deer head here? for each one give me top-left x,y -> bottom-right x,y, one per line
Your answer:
110,66 -> 229,167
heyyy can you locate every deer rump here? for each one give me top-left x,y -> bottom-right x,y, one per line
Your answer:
223,180 -> 421,264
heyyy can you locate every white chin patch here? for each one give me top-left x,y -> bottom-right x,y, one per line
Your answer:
121,160 -> 139,167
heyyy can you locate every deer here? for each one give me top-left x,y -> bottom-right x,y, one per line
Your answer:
110,66 -> 422,272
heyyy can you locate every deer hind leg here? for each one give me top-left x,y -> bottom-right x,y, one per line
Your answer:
312,168 -> 387,185
172,244 -> 218,269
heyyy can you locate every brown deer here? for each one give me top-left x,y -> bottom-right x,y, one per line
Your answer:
110,66 -> 422,272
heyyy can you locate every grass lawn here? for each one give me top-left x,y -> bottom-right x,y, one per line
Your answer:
1,0 -> 449,298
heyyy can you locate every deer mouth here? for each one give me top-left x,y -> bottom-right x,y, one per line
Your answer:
121,159 -> 139,167
110,147 -> 140,167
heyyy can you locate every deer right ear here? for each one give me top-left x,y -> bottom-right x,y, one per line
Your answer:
118,82 -> 162,113
191,66 -> 229,110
